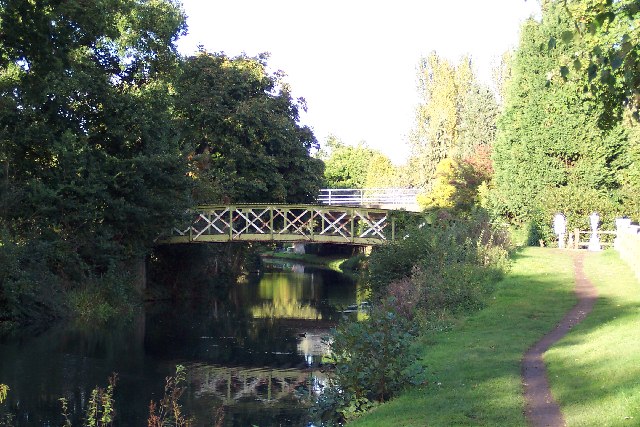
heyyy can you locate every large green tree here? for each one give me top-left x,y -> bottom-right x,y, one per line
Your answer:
174,51 -> 324,204
0,0 -> 191,319
557,0 -> 640,122
492,2 -> 630,232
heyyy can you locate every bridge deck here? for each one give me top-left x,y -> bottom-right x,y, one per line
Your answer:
160,204 -> 397,245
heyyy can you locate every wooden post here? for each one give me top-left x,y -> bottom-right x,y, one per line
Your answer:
350,208 -> 355,243
574,228 -> 579,249
392,217 -> 395,241
229,208 -> 233,241
269,207 -> 274,240
310,209 -> 314,240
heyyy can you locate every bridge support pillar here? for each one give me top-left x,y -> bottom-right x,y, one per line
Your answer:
293,243 -> 306,254
126,256 -> 147,292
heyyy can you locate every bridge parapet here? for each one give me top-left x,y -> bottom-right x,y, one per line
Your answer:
318,188 -> 420,211
160,204 -> 396,245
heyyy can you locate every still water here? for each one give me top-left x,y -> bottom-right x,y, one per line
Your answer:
0,260 -> 361,426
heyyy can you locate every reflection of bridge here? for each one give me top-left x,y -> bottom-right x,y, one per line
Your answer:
189,364 -> 326,405
161,204 -> 399,245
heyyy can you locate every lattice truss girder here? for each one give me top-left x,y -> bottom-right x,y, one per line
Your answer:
172,205 -> 390,242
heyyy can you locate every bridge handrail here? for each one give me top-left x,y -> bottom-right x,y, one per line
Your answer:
318,188 -> 420,206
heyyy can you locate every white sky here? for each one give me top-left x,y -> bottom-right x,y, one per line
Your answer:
176,1 -> 541,164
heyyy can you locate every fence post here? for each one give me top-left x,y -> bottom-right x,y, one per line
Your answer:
391,217 -> 395,241
574,228 -> 579,249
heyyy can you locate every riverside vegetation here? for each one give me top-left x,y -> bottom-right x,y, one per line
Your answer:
310,208 -> 512,425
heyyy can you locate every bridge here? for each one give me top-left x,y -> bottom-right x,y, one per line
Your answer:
318,187 -> 420,211
161,204 -> 398,246
159,188 -> 422,246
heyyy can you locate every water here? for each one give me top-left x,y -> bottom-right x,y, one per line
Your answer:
0,261 -> 361,426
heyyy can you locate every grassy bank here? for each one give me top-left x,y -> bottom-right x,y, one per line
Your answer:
350,247 -> 576,426
546,250 -> 640,426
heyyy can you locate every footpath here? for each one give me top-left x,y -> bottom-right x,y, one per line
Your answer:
522,252 -> 596,427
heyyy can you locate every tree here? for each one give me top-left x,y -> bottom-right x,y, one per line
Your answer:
321,138 -> 376,189
409,53 -> 458,188
174,51 -> 324,204
556,0 -> 640,122
492,3 -> 630,233
364,152 -> 397,188
0,0 -> 192,321
0,0 -> 190,259
457,84 -> 500,159
408,53 -> 498,189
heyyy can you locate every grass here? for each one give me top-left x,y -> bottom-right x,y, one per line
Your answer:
546,250 -> 640,426
350,247 -> 577,426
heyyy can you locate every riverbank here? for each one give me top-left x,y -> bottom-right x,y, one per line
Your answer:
350,247 -> 577,426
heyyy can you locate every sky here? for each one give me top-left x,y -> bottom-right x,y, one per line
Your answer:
176,1 -> 541,164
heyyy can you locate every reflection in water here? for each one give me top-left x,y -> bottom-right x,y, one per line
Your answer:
0,261 -> 358,426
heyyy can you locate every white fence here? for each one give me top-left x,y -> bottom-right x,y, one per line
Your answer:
318,188 -> 420,209
614,219 -> 640,282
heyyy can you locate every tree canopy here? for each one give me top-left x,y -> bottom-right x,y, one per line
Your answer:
491,1 -> 637,234
174,51 -> 324,204
0,1 -> 325,323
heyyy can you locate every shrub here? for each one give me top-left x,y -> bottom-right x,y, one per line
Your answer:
312,305 -> 425,424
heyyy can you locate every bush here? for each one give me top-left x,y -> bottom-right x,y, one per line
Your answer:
368,208 -> 509,300
311,305 -> 425,425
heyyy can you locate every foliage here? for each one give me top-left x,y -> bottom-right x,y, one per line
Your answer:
0,385 -> 6,404
175,51 -> 323,204
67,271 -> 138,323
556,0 -> 640,121
418,157 -> 490,211
148,365 -> 194,427
349,248 -> 575,426
409,53 -> 498,189
320,137 -> 397,189
368,209 -> 510,305
84,374 -> 118,427
492,4 -> 632,236
312,305 -> 425,425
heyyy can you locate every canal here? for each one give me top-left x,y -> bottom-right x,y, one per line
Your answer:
0,260 -> 362,426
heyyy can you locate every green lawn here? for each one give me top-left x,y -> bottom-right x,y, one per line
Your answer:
546,250 -> 640,426
350,247 -> 577,426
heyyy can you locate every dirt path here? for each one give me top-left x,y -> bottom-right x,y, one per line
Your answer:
522,251 -> 598,427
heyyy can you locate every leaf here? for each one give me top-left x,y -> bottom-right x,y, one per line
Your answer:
573,58 -> 582,71
561,30 -> 574,44
611,54 -> 623,70
587,63 -> 598,81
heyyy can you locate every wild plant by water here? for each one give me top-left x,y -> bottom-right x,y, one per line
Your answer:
311,304 -> 425,425
147,365 -> 195,427
84,373 -> 118,427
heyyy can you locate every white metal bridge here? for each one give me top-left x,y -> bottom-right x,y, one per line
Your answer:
318,188 -> 420,211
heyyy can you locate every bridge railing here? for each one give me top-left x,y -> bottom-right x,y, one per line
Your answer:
318,188 -> 420,207
160,204 -> 397,246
